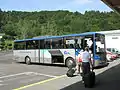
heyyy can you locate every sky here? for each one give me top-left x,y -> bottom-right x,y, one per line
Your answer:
0,0 -> 112,13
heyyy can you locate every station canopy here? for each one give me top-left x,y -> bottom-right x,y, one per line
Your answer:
101,0 -> 120,14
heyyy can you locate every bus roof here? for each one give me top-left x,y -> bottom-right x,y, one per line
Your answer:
62,32 -> 104,37
14,32 -> 104,42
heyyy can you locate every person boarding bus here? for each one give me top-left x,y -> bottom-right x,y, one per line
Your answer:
81,47 -> 92,75
81,47 -> 95,88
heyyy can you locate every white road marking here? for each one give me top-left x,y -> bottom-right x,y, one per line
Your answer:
0,84 -> 4,86
0,72 -> 26,79
25,72 -> 57,78
0,72 -> 57,79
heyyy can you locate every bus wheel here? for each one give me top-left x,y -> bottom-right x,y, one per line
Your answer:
25,57 -> 31,65
66,58 -> 76,68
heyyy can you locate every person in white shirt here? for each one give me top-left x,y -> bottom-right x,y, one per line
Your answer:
81,47 -> 93,82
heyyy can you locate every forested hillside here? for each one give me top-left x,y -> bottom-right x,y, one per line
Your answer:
0,9 -> 120,40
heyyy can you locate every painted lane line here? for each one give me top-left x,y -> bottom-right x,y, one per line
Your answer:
26,72 -> 57,78
0,72 -> 31,79
0,84 -> 5,86
1,72 -> 51,82
0,72 -> 57,82
35,73 -> 57,78
13,75 -> 66,90
1,74 -> 32,82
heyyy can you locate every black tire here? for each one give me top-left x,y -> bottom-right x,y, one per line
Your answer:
66,58 -> 76,68
25,57 -> 31,65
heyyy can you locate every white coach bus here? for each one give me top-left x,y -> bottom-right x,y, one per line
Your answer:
13,32 -> 107,67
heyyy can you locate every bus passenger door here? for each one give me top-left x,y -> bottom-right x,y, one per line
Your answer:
40,49 -> 44,63
34,40 -> 40,63
35,49 -> 39,63
40,49 -> 51,64
39,40 -> 44,63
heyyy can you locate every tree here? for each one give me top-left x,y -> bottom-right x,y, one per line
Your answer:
1,10 -> 120,40
0,9 -> 3,32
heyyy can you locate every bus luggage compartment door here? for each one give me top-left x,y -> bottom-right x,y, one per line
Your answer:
48,50 -> 64,63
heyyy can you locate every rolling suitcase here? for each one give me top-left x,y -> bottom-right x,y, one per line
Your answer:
66,68 -> 76,77
83,70 -> 95,88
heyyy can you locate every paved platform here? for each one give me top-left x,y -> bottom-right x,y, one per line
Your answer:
14,59 -> 120,90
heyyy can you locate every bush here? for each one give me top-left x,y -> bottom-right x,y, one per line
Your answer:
0,40 -> 13,50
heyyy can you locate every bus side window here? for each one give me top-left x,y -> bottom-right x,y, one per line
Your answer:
45,40 -> 51,49
45,44 -> 50,49
70,44 -> 74,48
63,44 -> 67,49
35,44 -> 38,49
66,44 -> 69,48
34,41 -> 39,49
74,43 -> 79,49
57,44 -> 60,49
26,41 -> 35,49
60,44 -> 64,48
40,40 -> 44,49
54,44 -> 59,49
18,42 -> 26,50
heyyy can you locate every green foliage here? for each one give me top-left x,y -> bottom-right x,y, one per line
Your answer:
0,9 -> 120,41
0,40 -> 13,50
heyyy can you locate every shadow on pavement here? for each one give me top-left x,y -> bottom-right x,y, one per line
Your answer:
61,63 -> 120,90
17,62 -> 66,67
93,62 -> 109,69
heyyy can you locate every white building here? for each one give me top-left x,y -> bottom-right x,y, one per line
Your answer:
97,30 -> 120,50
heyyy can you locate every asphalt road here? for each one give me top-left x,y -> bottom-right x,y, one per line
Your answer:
1,51 -> 120,90
0,51 -> 68,90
